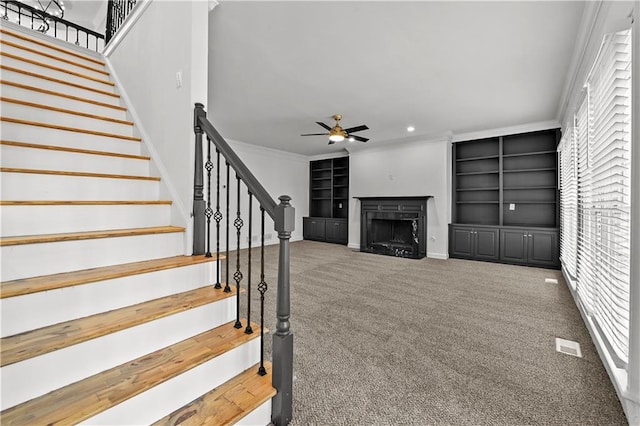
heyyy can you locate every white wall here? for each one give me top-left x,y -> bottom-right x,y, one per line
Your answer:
105,0 -> 210,253
346,138 -> 451,259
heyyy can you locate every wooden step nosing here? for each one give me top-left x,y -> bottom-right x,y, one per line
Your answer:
0,51 -> 114,86
0,65 -> 120,98
0,140 -> 150,160
0,39 -> 109,76
0,167 -> 160,182
0,97 -> 134,126
0,321 -> 261,425
0,288 -> 239,367
0,226 -> 184,247
0,28 -> 106,66
0,117 -> 141,141
0,80 -> 126,110
0,255 -> 221,299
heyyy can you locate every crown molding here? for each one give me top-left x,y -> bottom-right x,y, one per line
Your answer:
451,120 -> 560,143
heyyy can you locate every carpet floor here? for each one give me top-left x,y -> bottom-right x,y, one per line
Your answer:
229,240 -> 627,425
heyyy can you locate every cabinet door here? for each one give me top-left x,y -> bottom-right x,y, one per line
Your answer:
474,228 -> 499,260
449,226 -> 475,258
326,220 -> 348,244
500,229 -> 527,264
527,230 -> 559,267
303,217 -> 326,241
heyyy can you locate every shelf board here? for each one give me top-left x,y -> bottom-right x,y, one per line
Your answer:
312,197 -> 332,200
503,186 -> 556,190
333,173 -> 349,177
456,187 -> 499,192
502,150 -> 556,158
456,154 -> 499,162
312,188 -> 331,191
456,201 -> 499,204
503,201 -> 557,204
311,177 -> 332,181
312,167 -> 332,172
503,167 -> 555,173
456,170 -> 499,176
333,184 -> 349,188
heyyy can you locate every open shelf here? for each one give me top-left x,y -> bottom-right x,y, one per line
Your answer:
456,154 -> 499,162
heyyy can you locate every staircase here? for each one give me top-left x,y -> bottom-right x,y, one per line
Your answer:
0,22 -> 275,425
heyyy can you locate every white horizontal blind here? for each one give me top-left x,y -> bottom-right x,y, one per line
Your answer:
583,29 -> 632,365
558,126 -> 578,284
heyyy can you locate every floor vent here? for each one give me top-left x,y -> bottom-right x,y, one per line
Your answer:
555,338 -> 582,358
545,278 -> 559,284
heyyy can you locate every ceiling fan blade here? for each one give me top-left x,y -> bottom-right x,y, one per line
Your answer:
301,133 -> 329,136
316,122 -> 332,131
327,140 -> 336,145
350,135 -> 369,143
344,124 -> 369,133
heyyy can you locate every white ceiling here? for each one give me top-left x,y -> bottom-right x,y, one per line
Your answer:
208,1 -> 586,156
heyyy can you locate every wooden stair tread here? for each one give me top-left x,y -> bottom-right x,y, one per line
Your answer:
0,320 -> 262,425
1,254 -> 220,298
0,167 -> 159,181
1,285 -> 237,367
0,39 -> 109,76
153,362 -> 275,426
0,65 -> 120,98
0,140 -> 150,160
0,79 -> 127,110
0,117 -> 141,141
1,97 -> 134,125
0,51 -> 114,86
0,225 -> 184,247
0,28 -> 106,66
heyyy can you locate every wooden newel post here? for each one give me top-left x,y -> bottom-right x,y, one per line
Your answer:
193,103 -> 206,255
272,195 -> 294,426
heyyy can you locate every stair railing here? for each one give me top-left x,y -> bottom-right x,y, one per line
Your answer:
105,0 -> 136,44
193,103 -> 294,426
1,0 -> 105,51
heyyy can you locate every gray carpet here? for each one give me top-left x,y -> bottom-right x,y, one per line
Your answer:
228,240 -> 627,425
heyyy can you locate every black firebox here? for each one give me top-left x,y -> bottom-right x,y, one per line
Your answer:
355,196 -> 432,259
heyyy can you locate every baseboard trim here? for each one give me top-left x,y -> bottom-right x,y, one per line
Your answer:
347,243 -> 360,250
427,252 -> 448,260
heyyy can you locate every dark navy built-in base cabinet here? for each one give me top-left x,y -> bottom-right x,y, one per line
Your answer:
449,225 -> 559,268
303,217 -> 348,245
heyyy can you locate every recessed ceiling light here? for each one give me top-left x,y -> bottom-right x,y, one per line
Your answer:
348,137 -> 355,142
407,126 -> 415,132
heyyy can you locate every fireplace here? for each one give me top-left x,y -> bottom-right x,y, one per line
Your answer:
356,196 -> 432,259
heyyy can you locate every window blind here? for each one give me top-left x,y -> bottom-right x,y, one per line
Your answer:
558,126 -> 578,284
582,29 -> 632,365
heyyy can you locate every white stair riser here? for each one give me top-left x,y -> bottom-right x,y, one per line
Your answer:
1,172 -> 159,201
0,121 -> 141,155
1,101 -> 135,136
1,203 -> 170,237
0,232 -> 185,281
1,55 -> 115,93
238,399 -> 272,426
1,144 -> 149,176
0,83 -> 128,121
1,31 -> 106,70
0,300 -> 237,410
85,339 -> 261,425
0,68 -> 121,105
1,262 -> 217,337
1,43 -> 108,81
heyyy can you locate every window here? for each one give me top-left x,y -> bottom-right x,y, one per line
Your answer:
559,29 -> 632,366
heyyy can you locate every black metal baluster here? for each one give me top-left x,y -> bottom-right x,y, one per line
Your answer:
214,149 -> 222,289
258,207 -> 268,376
245,192 -> 254,334
224,162 -> 231,293
233,175 -> 244,329
204,137 -> 213,258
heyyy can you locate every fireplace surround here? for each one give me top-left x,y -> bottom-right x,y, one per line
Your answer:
355,196 -> 432,259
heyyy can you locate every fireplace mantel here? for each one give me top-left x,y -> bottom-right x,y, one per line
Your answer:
355,196 -> 433,259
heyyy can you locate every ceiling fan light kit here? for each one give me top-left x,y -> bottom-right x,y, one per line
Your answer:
301,114 -> 370,145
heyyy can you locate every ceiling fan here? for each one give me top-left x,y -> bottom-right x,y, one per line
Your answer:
301,114 -> 369,145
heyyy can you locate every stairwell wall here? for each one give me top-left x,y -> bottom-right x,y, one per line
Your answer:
104,0 -> 210,254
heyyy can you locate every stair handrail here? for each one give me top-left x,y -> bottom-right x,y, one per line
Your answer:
1,0 -> 105,51
193,103 -> 294,426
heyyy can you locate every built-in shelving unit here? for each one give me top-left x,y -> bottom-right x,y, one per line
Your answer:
450,129 -> 560,268
304,157 -> 349,245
